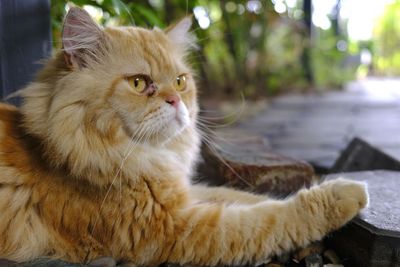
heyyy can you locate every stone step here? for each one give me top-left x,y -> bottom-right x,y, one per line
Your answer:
331,137 -> 400,173
238,86 -> 400,171
197,128 -> 317,197
325,171 -> 400,267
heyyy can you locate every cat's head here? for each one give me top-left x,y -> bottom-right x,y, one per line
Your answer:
60,7 -> 198,144
21,7 -> 200,182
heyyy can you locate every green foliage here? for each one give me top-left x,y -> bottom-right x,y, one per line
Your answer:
264,22 -> 308,93
50,0 -> 354,97
51,0 -> 165,48
374,0 -> 400,75
312,29 -> 356,89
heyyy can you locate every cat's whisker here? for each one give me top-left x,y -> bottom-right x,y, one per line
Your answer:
196,123 -> 236,145
89,125 -> 153,262
195,122 -> 256,188
91,111 -> 156,260
198,131 -> 236,157
115,125 -> 150,205
196,119 -> 238,129
197,109 -> 229,114
196,114 -> 237,121
119,168 -> 123,207
196,118 -> 224,125
202,137 -> 255,189
197,108 -> 245,122
90,124 -> 149,239
197,127 -> 250,153
149,126 -> 158,146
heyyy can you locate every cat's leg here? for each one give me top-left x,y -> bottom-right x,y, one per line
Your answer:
167,178 -> 367,266
190,184 -> 268,204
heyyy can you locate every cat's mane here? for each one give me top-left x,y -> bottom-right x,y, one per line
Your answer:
17,24 -> 200,187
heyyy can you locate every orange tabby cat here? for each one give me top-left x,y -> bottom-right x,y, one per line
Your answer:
0,7 -> 368,266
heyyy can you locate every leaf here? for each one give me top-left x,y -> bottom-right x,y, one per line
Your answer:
111,0 -> 135,24
130,4 -> 164,27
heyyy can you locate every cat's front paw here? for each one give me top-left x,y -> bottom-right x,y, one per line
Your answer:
322,178 -> 368,222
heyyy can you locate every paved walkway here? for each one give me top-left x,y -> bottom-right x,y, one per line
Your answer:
240,78 -> 400,170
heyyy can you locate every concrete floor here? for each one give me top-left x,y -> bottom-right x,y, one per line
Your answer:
239,78 -> 400,170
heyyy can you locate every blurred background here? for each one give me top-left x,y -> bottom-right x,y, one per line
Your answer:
50,0 -> 400,99
0,1 -> 398,264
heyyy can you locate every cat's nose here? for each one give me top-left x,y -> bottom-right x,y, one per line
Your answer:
165,95 -> 180,108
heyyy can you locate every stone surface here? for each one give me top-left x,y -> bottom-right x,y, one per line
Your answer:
322,250 -> 340,265
88,257 -> 117,267
8,259 -> 86,266
331,137 -> 400,173
0,259 -> 17,267
198,128 -> 317,197
260,242 -> 344,267
293,242 -> 324,262
265,263 -> 284,267
327,171 -> 400,233
304,253 -> 323,267
239,79 -> 400,171
325,171 -> 400,267
0,258 -> 136,267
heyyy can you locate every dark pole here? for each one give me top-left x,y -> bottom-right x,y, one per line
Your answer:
302,0 -> 313,85
0,0 -> 52,105
332,0 -> 341,36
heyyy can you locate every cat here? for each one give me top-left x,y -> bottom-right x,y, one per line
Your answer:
0,7 -> 368,267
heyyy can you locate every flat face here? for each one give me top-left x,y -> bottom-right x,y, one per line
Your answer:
51,24 -> 198,146
98,27 -> 198,144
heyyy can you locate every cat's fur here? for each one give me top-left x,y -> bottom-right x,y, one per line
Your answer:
0,7 -> 367,266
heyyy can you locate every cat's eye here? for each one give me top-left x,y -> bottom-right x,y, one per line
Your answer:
174,74 -> 187,92
127,76 -> 147,93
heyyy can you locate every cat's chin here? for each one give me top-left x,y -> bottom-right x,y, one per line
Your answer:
175,105 -> 190,129
122,102 -> 191,146
156,116 -> 190,145
124,115 -> 190,146
154,102 -> 191,144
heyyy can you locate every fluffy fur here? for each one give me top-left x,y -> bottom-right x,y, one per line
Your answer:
0,7 -> 368,266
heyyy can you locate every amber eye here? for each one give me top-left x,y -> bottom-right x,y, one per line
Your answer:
174,74 -> 187,91
127,76 -> 147,93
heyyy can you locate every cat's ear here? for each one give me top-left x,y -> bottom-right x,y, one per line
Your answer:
62,7 -> 104,68
166,16 -> 197,51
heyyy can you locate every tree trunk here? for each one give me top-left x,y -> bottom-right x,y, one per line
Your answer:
302,0 -> 313,85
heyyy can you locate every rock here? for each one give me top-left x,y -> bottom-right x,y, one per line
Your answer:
198,128 -> 317,197
322,265 -> 343,267
304,253 -> 323,267
325,171 -> 400,267
18,258 -> 86,266
264,263 -> 284,267
274,252 -> 290,263
293,242 -> 324,262
89,257 -> 117,267
118,262 -> 137,267
159,264 -> 200,267
0,259 -> 17,267
331,137 -> 400,173
322,250 -> 340,264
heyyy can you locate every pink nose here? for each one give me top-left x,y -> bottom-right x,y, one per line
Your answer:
165,95 -> 180,108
